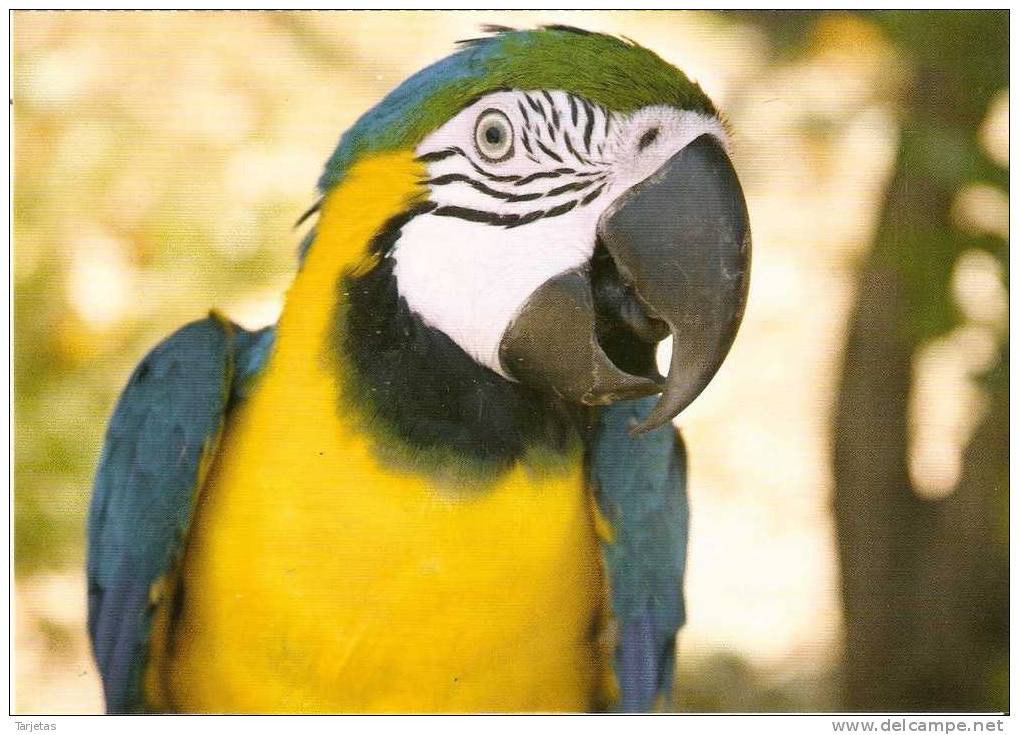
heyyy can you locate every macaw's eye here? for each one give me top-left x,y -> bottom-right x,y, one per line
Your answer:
474,109 -> 514,162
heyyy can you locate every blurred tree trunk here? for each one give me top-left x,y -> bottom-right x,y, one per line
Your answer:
832,11 -> 1008,711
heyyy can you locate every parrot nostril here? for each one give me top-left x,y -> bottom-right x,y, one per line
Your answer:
637,127 -> 660,152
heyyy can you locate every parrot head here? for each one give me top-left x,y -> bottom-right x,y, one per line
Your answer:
317,26 -> 750,435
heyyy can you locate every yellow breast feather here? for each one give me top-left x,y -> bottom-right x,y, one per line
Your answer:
145,151 -> 607,713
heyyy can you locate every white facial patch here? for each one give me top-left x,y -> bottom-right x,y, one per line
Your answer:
390,90 -> 728,379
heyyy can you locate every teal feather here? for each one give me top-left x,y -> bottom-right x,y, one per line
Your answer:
86,315 -> 274,713
589,397 -> 689,712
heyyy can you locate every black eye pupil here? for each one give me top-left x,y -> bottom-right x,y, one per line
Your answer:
485,126 -> 503,145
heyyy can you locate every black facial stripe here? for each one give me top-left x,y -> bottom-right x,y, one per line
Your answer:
508,190 -> 544,203
417,148 -> 457,163
418,146 -> 520,182
514,167 -> 576,186
535,138 -> 564,163
429,193 -> 587,229
545,199 -> 577,218
542,91 -> 561,129
546,176 -> 603,198
563,132 -> 592,166
510,209 -> 545,227
517,100 -> 530,126
532,93 -> 552,125
520,128 -> 535,155
432,205 -> 521,227
429,167 -> 603,206
580,99 -> 596,151
426,173 -> 542,202
581,183 -> 606,206
461,154 -> 520,182
525,93 -> 544,116
569,95 -> 579,127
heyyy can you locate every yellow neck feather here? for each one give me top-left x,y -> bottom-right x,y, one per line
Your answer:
152,150 -> 608,712
275,150 -> 426,371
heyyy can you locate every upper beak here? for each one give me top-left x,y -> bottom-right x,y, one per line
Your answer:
499,134 -> 751,434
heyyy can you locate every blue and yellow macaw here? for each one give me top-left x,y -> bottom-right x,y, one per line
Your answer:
87,25 -> 750,714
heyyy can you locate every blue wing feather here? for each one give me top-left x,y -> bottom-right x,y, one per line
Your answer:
589,397 -> 689,712
231,325 -> 276,401
86,315 -> 274,713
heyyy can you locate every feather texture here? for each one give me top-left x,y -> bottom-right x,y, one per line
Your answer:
589,396 -> 689,711
86,315 -> 273,712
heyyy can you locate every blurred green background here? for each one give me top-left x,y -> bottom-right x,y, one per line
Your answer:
12,10 -> 1008,713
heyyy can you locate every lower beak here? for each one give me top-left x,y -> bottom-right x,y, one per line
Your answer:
499,134 -> 751,433
498,268 -> 663,406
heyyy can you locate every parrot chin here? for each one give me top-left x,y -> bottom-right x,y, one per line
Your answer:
498,134 -> 752,434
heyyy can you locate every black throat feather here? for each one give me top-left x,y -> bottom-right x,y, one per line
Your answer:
328,208 -> 585,487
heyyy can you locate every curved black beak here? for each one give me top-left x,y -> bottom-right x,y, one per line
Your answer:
499,134 -> 751,433
598,134 -> 751,432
